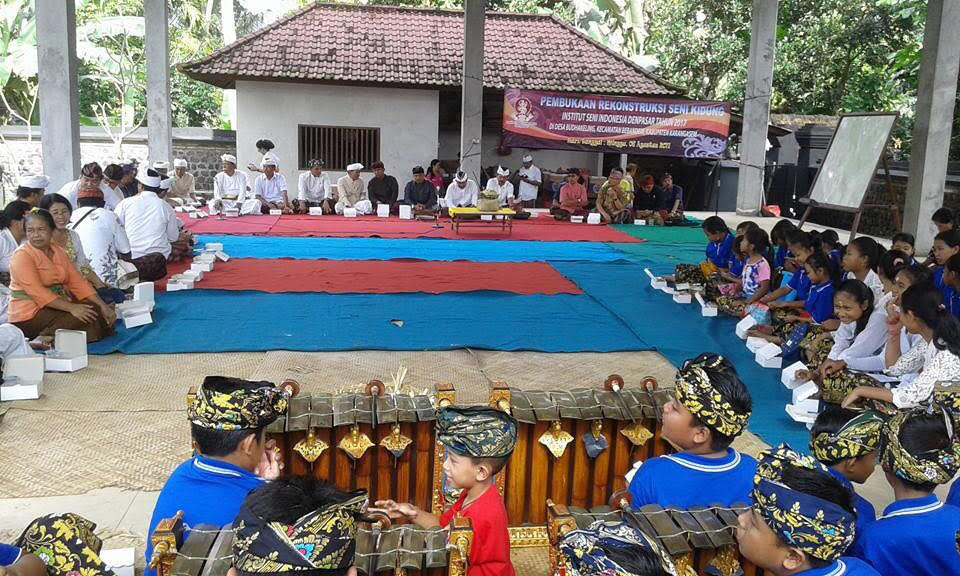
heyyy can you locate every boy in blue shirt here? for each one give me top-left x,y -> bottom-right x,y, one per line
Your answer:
810,408 -> 883,547
668,216 -> 733,289
144,376 -> 292,575
853,403 -> 960,575
627,353 -> 757,507
737,445 -> 880,576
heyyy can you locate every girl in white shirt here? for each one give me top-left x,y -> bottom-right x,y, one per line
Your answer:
842,236 -> 884,301
799,279 -> 888,402
843,282 -> 960,410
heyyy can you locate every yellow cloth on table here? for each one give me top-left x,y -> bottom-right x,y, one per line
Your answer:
448,207 -> 516,216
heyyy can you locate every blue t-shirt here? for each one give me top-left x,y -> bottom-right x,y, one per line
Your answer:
853,495 -> 960,576
627,449 -> 758,508
805,281 -> 835,323
829,249 -> 843,270
787,268 -> 812,300
706,232 -> 734,270
656,185 -> 683,211
826,468 -> 875,549
797,558 -> 880,576
729,256 -> 745,277
145,456 -> 263,575
947,479 -> 960,507
934,267 -> 960,319
0,543 -> 22,567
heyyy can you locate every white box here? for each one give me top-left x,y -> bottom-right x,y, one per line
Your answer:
224,208 -> 239,218
481,214 -> 493,221
1,379 -> 43,401
196,211 -> 209,218
672,292 -> 692,304
587,213 -> 601,225
644,268 -> 667,291
571,215 -> 584,223
755,349 -> 783,369
675,283 -> 691,291
757,342 -> 784,362
746,336 -> 768,353
399,205 -> 412,220
100,548 -> 135,576
377,204 -> 390,218
189,211 -> 200,219
735,316 -> 758,339
663,286 -> 677,295
122,305 -> 153,329
133,282 -> 154,303
785,402 -> 818,424
634,220 -> 647,226
695,292 -> 718,317
116,300 -> 153,315
792,381 -> 819,404
183,269 -> 203,281
781,361 -> 809,389
192,261 -> 214,273
44,352 -> 88,373
169,275 -> 195,288
269,209 -> 282,216
215,250 -> 229,262
204,242 -> 224,251
195,253 -> 216,264
309,206 -> 324,216
166,280 -> 192,292
528,211 -> 539,218
343,207 -> 358,218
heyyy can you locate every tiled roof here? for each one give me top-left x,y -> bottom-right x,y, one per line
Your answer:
180,2 -> 680,96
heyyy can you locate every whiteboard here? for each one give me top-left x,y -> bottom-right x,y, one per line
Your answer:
806,113 -> 897,210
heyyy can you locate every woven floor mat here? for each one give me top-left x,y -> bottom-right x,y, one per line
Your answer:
0,410 -> 191,498
4,353 -> 265,412
512,546 -> 550,576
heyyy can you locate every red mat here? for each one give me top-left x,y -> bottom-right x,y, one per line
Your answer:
161,258 -> 582,295
178,213 -> 643,243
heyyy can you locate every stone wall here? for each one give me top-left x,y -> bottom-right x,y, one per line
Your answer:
0,127 -> 235,198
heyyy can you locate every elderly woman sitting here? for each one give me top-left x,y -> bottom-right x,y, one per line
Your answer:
9,209 -> 115,344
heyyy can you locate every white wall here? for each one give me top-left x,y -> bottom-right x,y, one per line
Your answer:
438,129 -> 602,178
236,81 -> 439,198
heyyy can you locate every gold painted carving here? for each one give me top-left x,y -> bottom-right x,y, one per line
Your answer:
338,424 -> 373,460
539,420 -> 574,459
620,421 -> 654,446
380,423 -> 412,459
508,525 -> 549,548
293,428 -> 328,464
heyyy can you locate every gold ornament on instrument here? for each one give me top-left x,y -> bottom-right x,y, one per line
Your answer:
338,424 -> 374,460
620,421 -> 654,446
709,545 -> 744,576
380,423 -> 412,459
539,420 -> 574,459
674,553 -> 698,576
293,428 -> 328,464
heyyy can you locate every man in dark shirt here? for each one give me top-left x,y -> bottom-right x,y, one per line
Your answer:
367,160 -> 399,214
633,174 -> 664,225
402,166 -> 438,214
656,172 -> 684,216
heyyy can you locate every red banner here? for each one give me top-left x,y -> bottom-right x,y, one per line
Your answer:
502,89 -> 731,158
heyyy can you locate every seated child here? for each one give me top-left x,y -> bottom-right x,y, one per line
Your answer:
713,221 -> 759,295
891,232 -> 917,265
852,403 -> 960,575
932,231 -> 960,317
715,227 -> 771,316
820,229 -> 844,271
842,282 -> 960,411
737,445 -> 880,576
921,207 -> 954,266
627,353 -> 757,507
796,280 -> 888,403
941,253 -> 960,318
770,219 -> 797,274
229,476 -> 368,576
557,519 -> 676,576
145,377 -> 290,574
1,514 -> 112,576
810,408 -> 884,546
668,215 -> 734,289
842,237 -> 884,301
759,229 -> 819,318
748,252 -> 836,346
376,406 -> 517,576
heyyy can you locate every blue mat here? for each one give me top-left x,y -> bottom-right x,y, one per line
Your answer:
90,290 -> 650,355
197,235 -> 632,263
554,261 -> 809,449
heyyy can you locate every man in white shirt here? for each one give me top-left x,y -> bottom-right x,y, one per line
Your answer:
485,166 -> 515,207
441,170 -> 478,214
254,157 -> 292,213
55,162 -> 111,209
15,174 -> 49,207
517,154 -> 542,208
335,163 -> 373,215
113,169 -> 182,281
100,164 -> 127,210
167,158 -> 198,206
296,159 -> 334,214
70,186 -> 132,287
210,154 -> 260,216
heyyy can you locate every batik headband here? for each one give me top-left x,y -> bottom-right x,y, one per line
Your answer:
188,376 -> 290,431
559,520 -> 677,576
232,490 -> 368,574
811,411 -> 886,463
752,444 -> 856,561
436,406 -> 518,459
674,354 -> 749,437
879,403 -> 960,486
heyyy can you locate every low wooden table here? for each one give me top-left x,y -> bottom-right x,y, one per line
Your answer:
448,207 -> 516,235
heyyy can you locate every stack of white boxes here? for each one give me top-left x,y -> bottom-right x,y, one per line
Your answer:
116,282 -> 155,329
169,243 -> 229,291
44,329 -> 88,373
0,351 -> 44,401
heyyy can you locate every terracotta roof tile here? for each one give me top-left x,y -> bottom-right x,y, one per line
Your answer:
180,3 -> 679,96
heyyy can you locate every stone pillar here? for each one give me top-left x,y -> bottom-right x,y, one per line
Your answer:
145,0 -> 172,164
35,0 -> 80,190
736,0 -> 778,215
903,0 -> 960,251
459,0 -> 485,182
